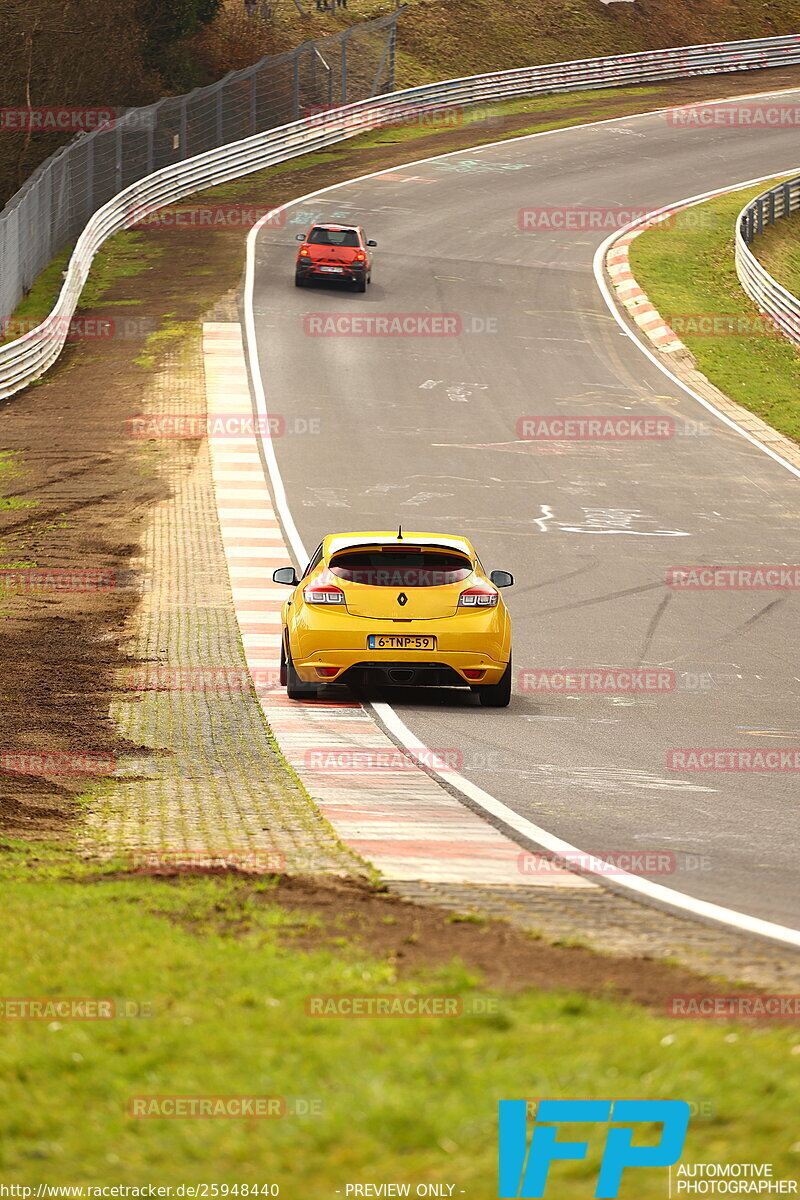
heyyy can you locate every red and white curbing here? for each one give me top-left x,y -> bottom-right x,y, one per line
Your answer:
203,321 -> 594,890
605,218 -> 687,354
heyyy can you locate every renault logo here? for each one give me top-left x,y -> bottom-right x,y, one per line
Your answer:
397,592 -> 408,606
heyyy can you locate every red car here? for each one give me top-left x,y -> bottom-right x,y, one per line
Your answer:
295,223 -> 377,292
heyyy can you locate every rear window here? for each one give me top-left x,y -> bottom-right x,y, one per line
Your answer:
329,549 -> 472,588
308,227 -> 359,247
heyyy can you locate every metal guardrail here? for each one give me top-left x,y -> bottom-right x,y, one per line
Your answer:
736,174 -> 800,349
2,32 -> 800,399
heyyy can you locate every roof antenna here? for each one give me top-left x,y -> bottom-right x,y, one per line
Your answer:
397,524 -> 403,540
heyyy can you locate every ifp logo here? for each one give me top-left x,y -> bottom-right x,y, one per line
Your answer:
498,1099 -> 690,1197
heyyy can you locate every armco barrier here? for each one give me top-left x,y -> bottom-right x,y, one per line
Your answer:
1,33 -> 800,399
736,174 -> 800,349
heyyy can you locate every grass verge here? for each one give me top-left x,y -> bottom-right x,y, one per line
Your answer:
753,207 -> 800,301
629,180 -> 800,443
0,841 -> 799,1189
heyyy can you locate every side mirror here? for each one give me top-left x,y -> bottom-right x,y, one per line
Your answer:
366,240 -> 377,247
296,234 -> 305,242
490,570 -> 514,588
273,567 -> 299,586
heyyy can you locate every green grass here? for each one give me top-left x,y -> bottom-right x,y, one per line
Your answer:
1,232 -> 163,347
0,841 -> 799,1189
754,208 -> 800,302
629,179 -> 800,443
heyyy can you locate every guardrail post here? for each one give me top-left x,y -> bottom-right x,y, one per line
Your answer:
341,30 -> 349,104
115,121 -> 123,192
86,135 -> 95,221
216,83 -> 224,146
783,182 -> 791,220
250,74 -> 258,136
768,191 -> 775,226
180,96 -> 188,160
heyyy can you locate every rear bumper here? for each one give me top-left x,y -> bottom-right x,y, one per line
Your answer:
296,261 -> 366,282
292,648 -> 509,686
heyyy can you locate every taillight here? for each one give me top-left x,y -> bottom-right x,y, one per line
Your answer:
354,251 -> 366,261
299,247 -> 310,256
303,583 -> 345,605
458,586 -> 498,608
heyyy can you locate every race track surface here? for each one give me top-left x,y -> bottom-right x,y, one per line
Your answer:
250,90 -> 800,929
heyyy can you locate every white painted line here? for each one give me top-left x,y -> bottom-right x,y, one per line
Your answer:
242,97 -> 800,944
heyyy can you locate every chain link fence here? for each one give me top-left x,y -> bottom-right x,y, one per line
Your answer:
0,11 -> 401,325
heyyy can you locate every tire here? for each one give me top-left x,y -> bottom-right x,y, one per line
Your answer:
476,658 -> 512,708
279,639 -> 288,686
286,645 -> 317,700
355,275 -> 367,293
294,272 -> 305,287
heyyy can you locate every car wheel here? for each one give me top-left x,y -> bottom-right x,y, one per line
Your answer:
280,638 -> 288,686
294,273 -> 305,287
355,276 -> 367,293
475,658 -> 512,708
286,645 -> 317,700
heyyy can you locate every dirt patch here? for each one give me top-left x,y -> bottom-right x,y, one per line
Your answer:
1,66 -> 799,838
108,868 -> 739,1012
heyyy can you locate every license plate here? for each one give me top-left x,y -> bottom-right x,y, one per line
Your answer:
319,266 -> 344,273
367,635 -> 436,650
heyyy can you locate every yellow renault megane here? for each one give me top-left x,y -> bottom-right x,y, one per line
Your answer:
273,531 -> 514,706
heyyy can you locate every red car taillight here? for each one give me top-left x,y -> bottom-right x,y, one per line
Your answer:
303,583 -> 345,605
299,247 -> 310,256
457,586 -> 498,608
354,251 -> 366,261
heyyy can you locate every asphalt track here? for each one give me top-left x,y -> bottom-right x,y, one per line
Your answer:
248,89 -> 800,932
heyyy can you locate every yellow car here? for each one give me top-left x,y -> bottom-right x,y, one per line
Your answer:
272,530 -> 513,706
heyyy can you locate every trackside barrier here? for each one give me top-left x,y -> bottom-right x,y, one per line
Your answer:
735,174 -> 800,349
2,33 -> 800,399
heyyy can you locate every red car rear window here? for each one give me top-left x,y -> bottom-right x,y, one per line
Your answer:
308,228 -> 360,247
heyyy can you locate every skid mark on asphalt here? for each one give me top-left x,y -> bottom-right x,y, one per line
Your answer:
204,321 -> 597,890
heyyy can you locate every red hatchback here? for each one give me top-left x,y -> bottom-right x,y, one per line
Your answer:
295,223 -> 377,292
